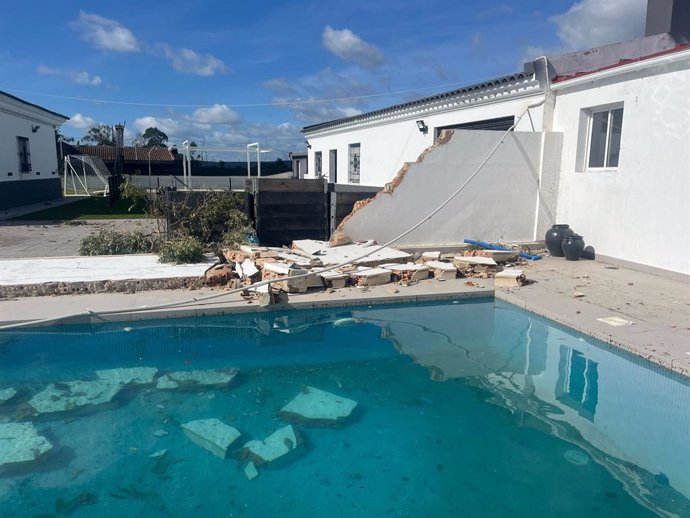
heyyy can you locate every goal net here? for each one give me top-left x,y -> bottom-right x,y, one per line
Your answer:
64,155 -> 111,196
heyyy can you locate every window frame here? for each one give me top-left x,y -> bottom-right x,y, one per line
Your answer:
17,136 -> 32,173
584,105 -> 624,171
348,143 -> 361,184
314,151 -> 322,177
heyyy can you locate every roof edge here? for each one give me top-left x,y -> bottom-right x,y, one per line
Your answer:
0,90 -> 69,121
301,71 -> 535,135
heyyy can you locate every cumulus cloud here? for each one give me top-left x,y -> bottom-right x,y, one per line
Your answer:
71,71 -> 102,86
525,0 -> 646,59
38,65 -> 103,86
553,0 -> 646,50
322,26 -> 384,69
192,104 -> 239,124
64,113 -> 96,129
132,116 -> 183,137
160,44 -> 228,76
70,11 -> 140,52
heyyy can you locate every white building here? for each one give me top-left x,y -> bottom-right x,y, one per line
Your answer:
0,90 -> 69,210
302,1 -> 690,275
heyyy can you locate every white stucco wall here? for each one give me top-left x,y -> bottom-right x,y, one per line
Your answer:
552,58 -> 690,274
305,94 -> 544,187
0,108 -> 61,183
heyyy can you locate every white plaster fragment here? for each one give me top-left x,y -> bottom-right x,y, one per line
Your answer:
280,386 -> 357,426
156,368 -> 239,390
0,422 -> 53,468
29,380 -> 123,414
0,388 -> 18,405
240,425 -> 299,466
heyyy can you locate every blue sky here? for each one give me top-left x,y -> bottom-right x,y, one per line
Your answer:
0,0 -> 646,158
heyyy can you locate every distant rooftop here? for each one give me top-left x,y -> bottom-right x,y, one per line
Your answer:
72,145 -> 175,162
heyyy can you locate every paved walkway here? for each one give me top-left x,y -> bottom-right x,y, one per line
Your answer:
0,219 -> 160,259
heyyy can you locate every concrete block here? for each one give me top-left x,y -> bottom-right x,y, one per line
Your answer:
352,267 -> 391,286
96,367 -> 158,385
0,387 -> 17,405
494,269 -> 526,287
425,261 -> 457,280
29,380 -> 124,415
182,419 -> 241,459
156,368 -> 239,390
238,425 -> 300,467
0,422 -> 53,469
279,386 -> 358,426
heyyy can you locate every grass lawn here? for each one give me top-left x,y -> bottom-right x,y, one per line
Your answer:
12,197 -> 148,221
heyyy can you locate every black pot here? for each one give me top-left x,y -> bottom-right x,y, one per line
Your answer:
545,224 -> 575,257
562,235 -> 585,261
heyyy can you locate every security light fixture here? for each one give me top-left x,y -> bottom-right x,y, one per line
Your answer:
416,120 -> 428,134
31,125 -> 40,133
305,140 -> 312,149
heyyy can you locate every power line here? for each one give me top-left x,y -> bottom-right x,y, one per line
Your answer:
1,74 -> 512,110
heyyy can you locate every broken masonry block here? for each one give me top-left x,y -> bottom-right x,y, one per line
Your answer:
279,386 -> 358,427
96,367 -> 158,386
236,425 -> 301,467
425,260 -> 457,280
182,418 -> 241,459
156,368 -> 239,390
494,269 -> 527,287
0,422 -> 53,469
352,267 -> 391,286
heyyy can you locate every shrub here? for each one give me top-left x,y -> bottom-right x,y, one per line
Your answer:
79,228 -> 158,256
157,236 -> 205,264
120,180 -> 149,213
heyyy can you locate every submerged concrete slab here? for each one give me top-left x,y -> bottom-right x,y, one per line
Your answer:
156,368 -> 239,390
182,419 -> 241,459
96,367 -> 158,385
279,386 -> 357,426
0,422 -> 53,469
0,387 -> 17,405
239,425 -> 300,467
29,380 -> 123,414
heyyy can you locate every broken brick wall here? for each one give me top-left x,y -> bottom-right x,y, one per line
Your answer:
339,129 -> 563,247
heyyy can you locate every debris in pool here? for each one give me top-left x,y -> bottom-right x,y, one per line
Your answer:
564,449 -> 590,466
156,368 -> 239,390
28,380 -> 123,415
333,318 -> 358,327
182,418 -> 241,459
0,422 -> 53,469
155,404 -> 165,409
244,461 -> 259,481
597,316 -> 634,327
55,491 -> 97,515
0,387 -> 18,405
279,386 -> 357,427
149,449 -> 168,458
153,429 -> 168,437
236,425 -> 300,467
206,393 -> 216,400
96,367 -> 158,385
123,327 -> 133,332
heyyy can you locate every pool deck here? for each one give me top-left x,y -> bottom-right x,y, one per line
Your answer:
0,256 -> 688,377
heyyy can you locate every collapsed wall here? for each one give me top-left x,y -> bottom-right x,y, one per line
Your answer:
338,129 -> 562,247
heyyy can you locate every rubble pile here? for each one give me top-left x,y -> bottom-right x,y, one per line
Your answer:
204,239 -> 530,296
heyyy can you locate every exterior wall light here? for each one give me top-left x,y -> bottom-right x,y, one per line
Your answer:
416,120 -> 428,134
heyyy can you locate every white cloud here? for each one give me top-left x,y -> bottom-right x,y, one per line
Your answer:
71,11 -> 140,52
552,0 -> 646,50
192,104 -> 239,124
71,71 -> 103,86
36,64 -> 60,75
37,64 -> 103,86
322,26 -> 384,69
65,113 -> 96,129
160,44 -> 228,76
526,0 -> 647,60
132,116 -> 183,137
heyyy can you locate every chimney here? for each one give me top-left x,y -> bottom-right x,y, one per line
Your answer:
646,0 -> 690,42
114,123 -> 125,149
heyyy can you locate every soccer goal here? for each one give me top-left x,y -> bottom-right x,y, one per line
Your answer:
63,155 -> 111,196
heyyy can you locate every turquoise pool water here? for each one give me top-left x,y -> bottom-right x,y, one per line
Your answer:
1,299 -> 689,517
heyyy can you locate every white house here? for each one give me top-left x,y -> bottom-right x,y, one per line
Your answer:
0,90 -> 69,210
302,0 -> 690,275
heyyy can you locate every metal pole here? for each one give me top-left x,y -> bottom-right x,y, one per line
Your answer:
246,149 -> 250,177
257,144 -> 261,177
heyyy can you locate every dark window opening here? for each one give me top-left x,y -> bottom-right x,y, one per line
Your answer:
434,115 -> 515,140
17,136 -> 31,172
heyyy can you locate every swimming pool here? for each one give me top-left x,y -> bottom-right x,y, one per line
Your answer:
1,299 -> 688,517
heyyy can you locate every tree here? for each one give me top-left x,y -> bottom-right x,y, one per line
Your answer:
55,127 -> 74,144
142,127 -> 168,147
83,124 -> 115,146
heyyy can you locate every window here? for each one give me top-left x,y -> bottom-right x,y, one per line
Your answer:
587,107 -> 623,169
348,143 -> 360,184
329,149 -> 338,183
17,137 -> 31,173
314,151 -> 322,177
